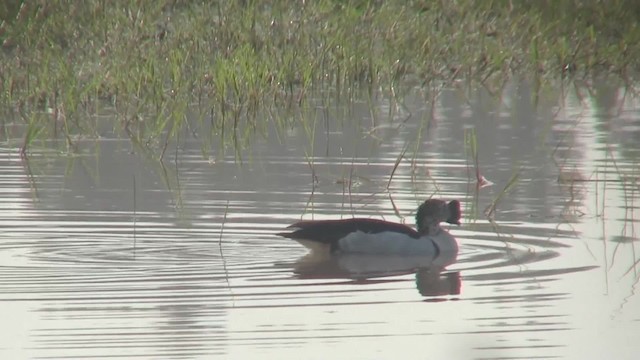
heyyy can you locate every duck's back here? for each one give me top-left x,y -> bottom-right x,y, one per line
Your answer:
279,218 -> 418,242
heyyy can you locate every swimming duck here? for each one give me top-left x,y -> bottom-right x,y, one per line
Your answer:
278,199 -> 461,256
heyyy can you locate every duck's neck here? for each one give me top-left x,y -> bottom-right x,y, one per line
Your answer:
418,222 -> 442,237
427,227 -> 458,253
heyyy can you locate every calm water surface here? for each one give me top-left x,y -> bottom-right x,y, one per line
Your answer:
1,82 -> 639,359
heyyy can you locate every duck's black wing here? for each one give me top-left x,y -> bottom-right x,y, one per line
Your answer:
277,218 -> 420,245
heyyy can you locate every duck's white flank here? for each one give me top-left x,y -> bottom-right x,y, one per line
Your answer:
296,239 -> 332,255
342,231 -> 449,255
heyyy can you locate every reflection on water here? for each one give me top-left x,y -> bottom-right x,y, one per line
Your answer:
289,251 -> 461,298
0,80 -> 639,359
291,252 -> 457,280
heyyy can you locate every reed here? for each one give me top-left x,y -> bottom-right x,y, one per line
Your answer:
485,170 -> 521,220
2,0 -> 639,154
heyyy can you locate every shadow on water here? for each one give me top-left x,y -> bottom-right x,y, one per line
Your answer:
0,79 -> 639,359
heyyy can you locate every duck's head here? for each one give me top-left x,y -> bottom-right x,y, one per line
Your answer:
416,199 -> 461,235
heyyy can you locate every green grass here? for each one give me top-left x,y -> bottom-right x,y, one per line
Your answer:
1,0 -> 640,155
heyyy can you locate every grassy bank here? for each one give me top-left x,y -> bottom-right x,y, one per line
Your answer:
1,0 -> 639,156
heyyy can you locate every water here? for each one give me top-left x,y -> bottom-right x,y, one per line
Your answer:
0,80 -> 638,359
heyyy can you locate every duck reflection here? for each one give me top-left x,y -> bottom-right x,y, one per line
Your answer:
291,250 -> 460,298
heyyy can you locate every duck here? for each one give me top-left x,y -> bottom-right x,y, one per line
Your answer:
278,199 -> 461,256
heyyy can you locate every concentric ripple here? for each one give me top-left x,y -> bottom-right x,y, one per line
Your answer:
0,144 -> 595,360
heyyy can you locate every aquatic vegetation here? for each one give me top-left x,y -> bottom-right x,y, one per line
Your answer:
1,0 -> 639,155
